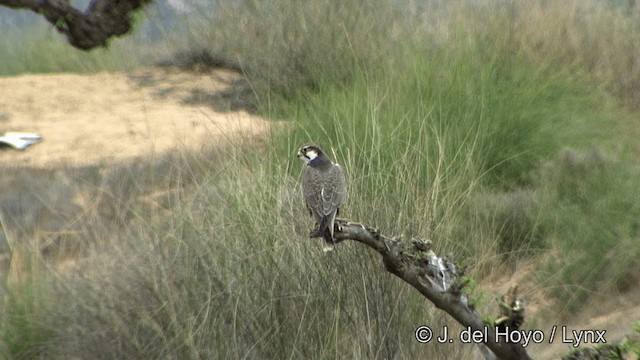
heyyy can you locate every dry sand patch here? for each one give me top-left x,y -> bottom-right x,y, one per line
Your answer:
0,67 -> 270,167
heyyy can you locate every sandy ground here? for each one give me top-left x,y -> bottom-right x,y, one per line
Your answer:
0,67 -> 270,167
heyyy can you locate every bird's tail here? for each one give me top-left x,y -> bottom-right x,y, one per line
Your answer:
321,213 -> 336,252
310,213 -> 337,252
322,232 -> 335,252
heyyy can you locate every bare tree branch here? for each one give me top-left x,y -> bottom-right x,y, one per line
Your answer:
330,219 -> 532,360
0,0 -> 151,50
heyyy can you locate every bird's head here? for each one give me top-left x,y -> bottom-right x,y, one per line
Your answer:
297,144 -> 322,164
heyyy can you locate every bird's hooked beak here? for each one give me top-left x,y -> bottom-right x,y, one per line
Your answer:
297,149 -> 309,165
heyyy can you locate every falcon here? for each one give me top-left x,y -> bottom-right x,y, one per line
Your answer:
297,144 -> 347,252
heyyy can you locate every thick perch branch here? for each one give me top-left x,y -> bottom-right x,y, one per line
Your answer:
0,0 -> 151,49
329,219 -> 532,360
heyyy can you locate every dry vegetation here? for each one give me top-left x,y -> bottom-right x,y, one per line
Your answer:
0,68 -> 265,167
2,0 -> 640,359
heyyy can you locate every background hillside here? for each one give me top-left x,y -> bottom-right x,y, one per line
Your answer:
1,0 -> 640,359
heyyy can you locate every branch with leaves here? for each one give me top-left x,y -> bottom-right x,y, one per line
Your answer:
328,219 -> 532,360
0,0 -> 151,50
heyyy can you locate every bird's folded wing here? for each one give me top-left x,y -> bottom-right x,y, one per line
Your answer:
321,164 -> 347,215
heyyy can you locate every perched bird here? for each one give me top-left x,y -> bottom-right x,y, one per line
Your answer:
297,144 -> 347,252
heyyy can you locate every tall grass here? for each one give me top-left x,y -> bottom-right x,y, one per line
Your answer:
0,145 -> 474,359
0,9 -> 175,75
0,27 -> 136,75
180,0 -> 640,319
2,0 -> 640,358
181,0 -> 640,110
180,0 -> 400,100
481,0 -> 640,110
534,149 -> 640,313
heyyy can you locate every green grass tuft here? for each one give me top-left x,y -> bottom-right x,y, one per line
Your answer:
535,149 -> 640,313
